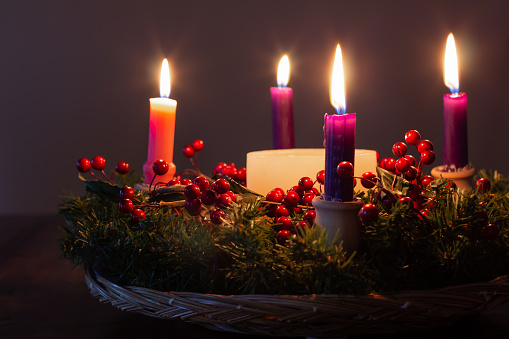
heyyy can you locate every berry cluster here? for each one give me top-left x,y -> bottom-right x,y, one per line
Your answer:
264,176 -> 319,245
181,177 -> 236,222
337,129 -> 500,241
379,130 -> 435,183
75,156 -> 148,223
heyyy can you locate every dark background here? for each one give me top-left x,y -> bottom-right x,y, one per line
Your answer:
1,0 -> 508,215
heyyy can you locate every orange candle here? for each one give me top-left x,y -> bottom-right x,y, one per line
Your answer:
143,59 -> 177,184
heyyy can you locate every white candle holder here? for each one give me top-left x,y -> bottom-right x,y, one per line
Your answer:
431,166 -> 476,189
311,196 -> 363,253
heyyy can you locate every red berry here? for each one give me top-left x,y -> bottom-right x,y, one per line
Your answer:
192,139 -> 204,151
120,186 -> 135,200
181,178 -> 193,185
200,189 -> 218,205
316,170 -> 325,185
395,158 -> 410,173
476,178 -> 491,193
266,190 -> 283,203
298,177 -> 314,190
404,155 -> 417,167
130,209 -> 145,222
236,168 -> 247,182
276,216 -> 292,231
336,161 -> 354,178
379,157 -> 396,171
223,190 -> 237,203
288,185 -> 305,199
265,204 -> 277,218
185,198 -> 202,216
213,162 -> 227,175
294,220 -> 308,236
152,159 -> 169,175
482,224 -> 499,240
284,191 -> 300,207
115,161 -> 130,175
184,184 -> 201,200
392,142 -> 408,157
182,145 -> 195,158
215,193 -> 233,209
358,204 -> 379,225
211,178 -> 230,194
76,158 -> 91,172
119,199 -> 134,214
405,130 -> 421,146
167,178 -> 181,186
303,210 -> 316,225
301,193 -> 314,206
407,185 -> 422,201
404,166 -> 418,181
193,176 -> 210,191
417,140 -> 434,153
420,150 -> 436,165
360,172 -> 378,189
420,175 -> 434,188
381,195 -> 395,210
210,210 -> 226,224
273,187 -> 285,196
445,180 -> 457,189
91,156 -> 106,170
276,230 -> 292,245
399,196 -> 413,207
276,205 -> 290,217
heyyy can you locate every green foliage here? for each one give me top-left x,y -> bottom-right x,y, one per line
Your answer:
58,170 -> 509,296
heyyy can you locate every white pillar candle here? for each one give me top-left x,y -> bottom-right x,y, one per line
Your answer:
246,148 -> 377,196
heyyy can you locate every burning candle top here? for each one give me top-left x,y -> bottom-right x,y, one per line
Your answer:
143,59 -> 177,184
323,44 -> 356,202
270,55 -> 295,149
443,33 -> 468,170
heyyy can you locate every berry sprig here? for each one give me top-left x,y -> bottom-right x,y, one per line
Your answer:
263,176 -> 319,244
76,156 -> 130,184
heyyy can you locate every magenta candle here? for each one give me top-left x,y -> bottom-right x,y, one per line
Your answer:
443,33 -> 468,170
443,93 -> 468,168
324,44 -> 356,202
270,55 -> 295,149
324,113 -> 356,201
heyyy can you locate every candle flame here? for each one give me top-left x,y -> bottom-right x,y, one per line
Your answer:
444,33 -> 459,94
277,55 -> 290,88
160,59 -> 171,98
330,44 -> 346,114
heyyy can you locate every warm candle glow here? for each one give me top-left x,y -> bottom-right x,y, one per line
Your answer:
330,44 -> 346,114
160,59 -> 171,98
277,55 -> 290,88
444,33 -> 459,94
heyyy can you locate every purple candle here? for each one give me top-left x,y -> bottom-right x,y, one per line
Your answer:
270,55 -> 295,149
443,33 -> 468,170
324,44 -> 356,202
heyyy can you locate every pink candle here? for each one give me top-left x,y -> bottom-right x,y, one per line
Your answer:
143,59 -> 177,183
270,55 -> 295,149
443,33 -> 468,170
324,45 -> 356,202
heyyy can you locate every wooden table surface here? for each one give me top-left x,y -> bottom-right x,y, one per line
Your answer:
1,214 -> 509,339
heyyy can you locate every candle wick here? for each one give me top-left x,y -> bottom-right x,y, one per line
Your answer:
336,107 -> 346,115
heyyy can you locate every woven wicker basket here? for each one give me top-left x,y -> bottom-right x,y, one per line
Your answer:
84,266 -> 509,337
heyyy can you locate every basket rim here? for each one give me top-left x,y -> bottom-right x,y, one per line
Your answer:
84,265 -> 509,337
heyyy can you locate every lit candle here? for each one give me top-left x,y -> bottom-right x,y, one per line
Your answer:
443,33 -> 468,170
324,44 -> 356,202
143,59 -> 177,183
270,55 -> 295,149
